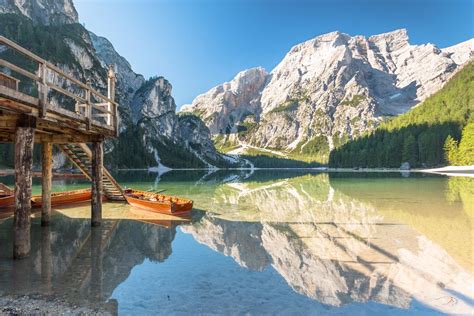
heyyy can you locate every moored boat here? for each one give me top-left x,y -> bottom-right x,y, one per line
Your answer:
124,189 -> 193,215
0,183 -> 14,208
0,194 -> 14,208
31,189 -> 92,207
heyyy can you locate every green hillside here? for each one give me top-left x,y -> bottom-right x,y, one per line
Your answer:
329,61 -> 474,168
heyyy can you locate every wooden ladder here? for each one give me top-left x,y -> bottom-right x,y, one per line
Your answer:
57,143 -> 125,201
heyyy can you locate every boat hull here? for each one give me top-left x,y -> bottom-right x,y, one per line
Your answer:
31,189 -> 92,207
124,189 -> 193,216
0,194 -> 14,208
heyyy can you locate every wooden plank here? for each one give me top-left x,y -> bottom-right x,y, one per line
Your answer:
0,131 -> 101,143
13,117 -> 35,259
36,133 -> 102,143
91,104 -> 113,115
41,142 -> 52,226
0,86 -> 39,108
47,82 -> 86,104
0,73 -> 19,90
91,142 -> 103,227
0,59 -> 39,82
0,36 -> 44,65
0,71 -> 21,83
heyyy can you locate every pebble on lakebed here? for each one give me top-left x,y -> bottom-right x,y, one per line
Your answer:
0,294 -> 114,315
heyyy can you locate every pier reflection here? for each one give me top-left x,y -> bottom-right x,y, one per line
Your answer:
0,215 -> 178,312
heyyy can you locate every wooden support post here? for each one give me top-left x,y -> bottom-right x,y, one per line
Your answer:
13,115 -> 36,259
38,63 -> 48,118
41,142 -> 52,226
107,65 -> 116,128
91,141 -> 103,227
86,80 -> 92,130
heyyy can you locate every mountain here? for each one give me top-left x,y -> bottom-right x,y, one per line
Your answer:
0,0 -> 233,169
182,29 -> 474,163
0,0 -> 78,25
329,61 -> 474,168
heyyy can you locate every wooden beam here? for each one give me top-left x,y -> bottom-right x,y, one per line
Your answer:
0,90 -> 116,137
13,117 -> 35,259
41,142 -> 52,226
0,131 -> 103,144
33,133 -> 103,143
91,141 -> 103,227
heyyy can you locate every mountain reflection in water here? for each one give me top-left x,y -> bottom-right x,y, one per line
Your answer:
0,171 -> 472,315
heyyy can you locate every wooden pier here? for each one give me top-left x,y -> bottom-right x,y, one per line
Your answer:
0,35 -> 123,259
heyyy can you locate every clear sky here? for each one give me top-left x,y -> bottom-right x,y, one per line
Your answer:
74,0 -> 473,108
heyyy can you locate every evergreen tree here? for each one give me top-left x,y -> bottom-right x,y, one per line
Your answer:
402,134 -> 417,165
443,135 -> 459,165
457,123 -> 474,165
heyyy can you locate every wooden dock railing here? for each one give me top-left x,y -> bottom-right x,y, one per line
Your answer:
0,35 -> 118,136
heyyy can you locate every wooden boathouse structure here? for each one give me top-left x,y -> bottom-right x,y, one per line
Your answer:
0,35 -> 124,259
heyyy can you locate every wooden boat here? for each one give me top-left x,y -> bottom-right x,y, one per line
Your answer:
0,194 -> 14,208
124,189 -> 193,215
0,183 -> 14,208
31,189 -> 92,207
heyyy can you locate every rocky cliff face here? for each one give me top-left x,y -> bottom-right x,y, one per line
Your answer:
181,67 -> 268,135
183,29 -> 474,162
0,0 -> 229,168
128,77 -> 231,168
0,0 -> 78,25
89,31 -> 145,113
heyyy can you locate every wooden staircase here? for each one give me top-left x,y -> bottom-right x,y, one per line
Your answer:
57,143 -> 125,201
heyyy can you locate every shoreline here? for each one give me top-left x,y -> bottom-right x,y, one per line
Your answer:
0,294 -> 114,315
419,165 -> 474,177
1,166 -> 473,177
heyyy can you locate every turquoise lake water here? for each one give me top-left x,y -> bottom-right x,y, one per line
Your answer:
0,170 -> 473,315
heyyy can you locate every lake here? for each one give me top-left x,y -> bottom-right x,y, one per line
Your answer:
0,170 -> 473,315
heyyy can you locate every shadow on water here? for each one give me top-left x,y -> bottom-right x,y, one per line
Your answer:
0,213 -> 184,312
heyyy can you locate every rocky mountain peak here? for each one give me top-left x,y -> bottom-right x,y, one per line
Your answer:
443,39 -> 474,65
186,29 -> 473,162
229,67 -> 268,94
132,76 -> 175,123
0,0 -> 79,25
181,67 -> 269,134
368,28 -> 409,48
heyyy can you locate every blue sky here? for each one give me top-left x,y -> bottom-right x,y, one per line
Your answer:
74,0 -> 473,108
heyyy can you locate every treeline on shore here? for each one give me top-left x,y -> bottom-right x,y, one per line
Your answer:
329,61 -> 474,168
